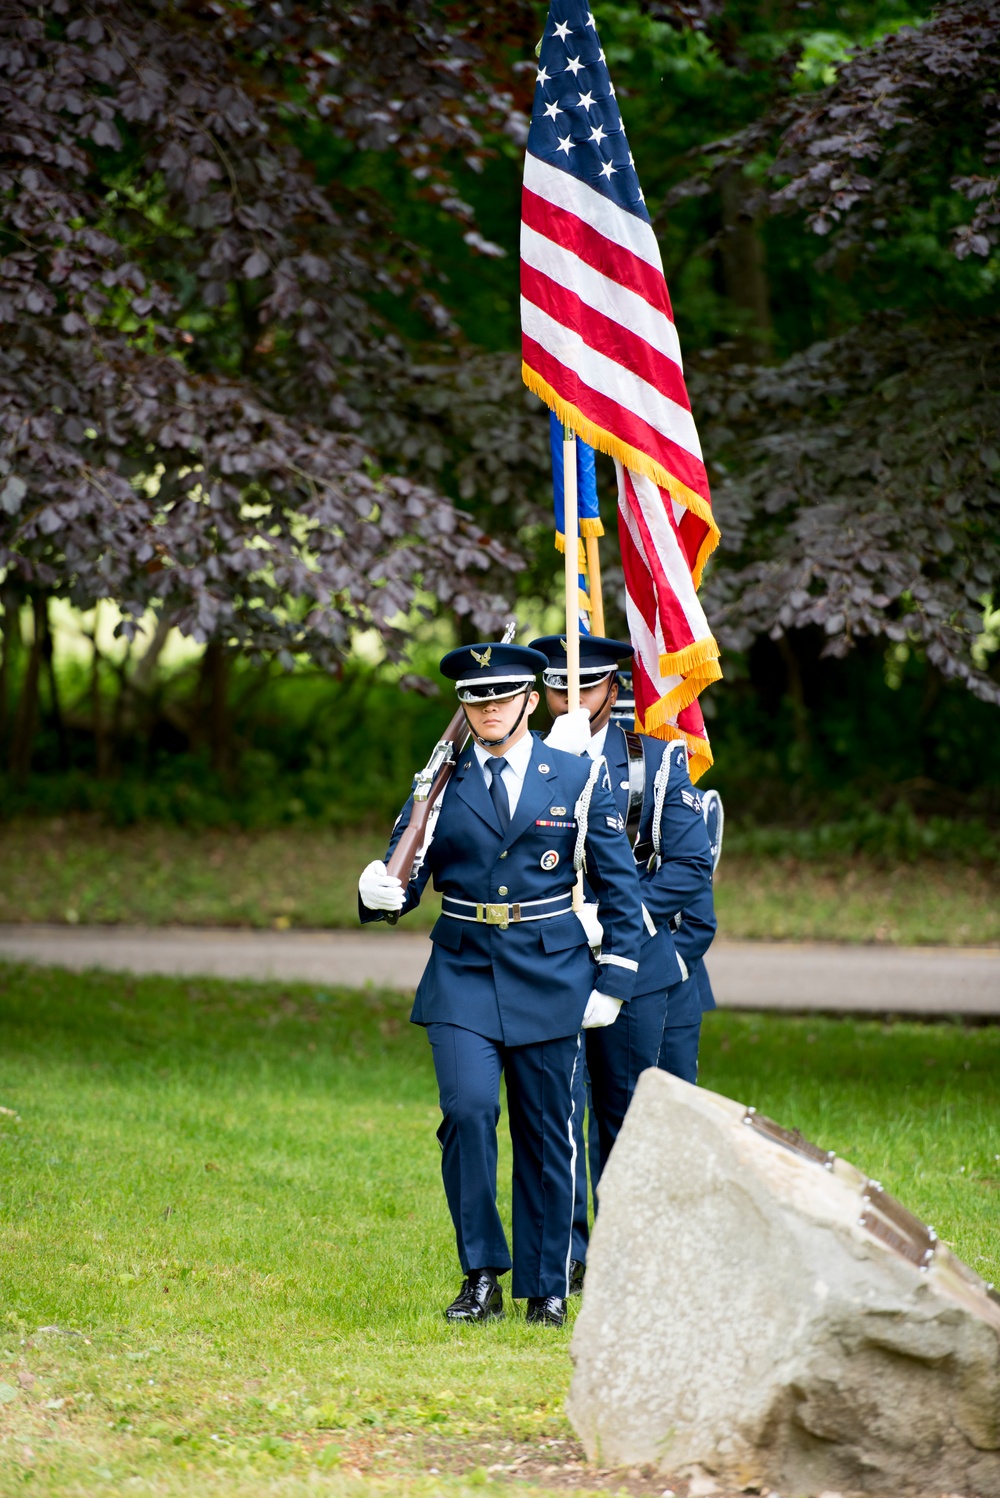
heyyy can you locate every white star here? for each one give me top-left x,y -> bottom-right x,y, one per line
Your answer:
536,65 -> 550,85
589,123 -> 607,144
575,90 -> 595,111
543,100 -> 563,120
600,158 -> 616,178
586,10 -> 597,27
638,186 -> 645,201
553,19 -> 571,40
565,54 -> 584,76
628,151 -> 634,167
556,134 -> 574,155
599,47 -> 606,62
609,80 -> 616,97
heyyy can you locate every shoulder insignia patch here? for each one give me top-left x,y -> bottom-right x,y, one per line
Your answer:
681,789 -> 704,814
606,814 -> 625,831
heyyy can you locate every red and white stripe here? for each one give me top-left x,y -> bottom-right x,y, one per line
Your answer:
521,155 -> 712,507
521,152 -> 721,774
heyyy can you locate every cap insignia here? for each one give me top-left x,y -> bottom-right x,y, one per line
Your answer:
470,646 -> 492,669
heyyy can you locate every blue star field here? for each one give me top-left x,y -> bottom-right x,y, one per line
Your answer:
527,0 -> 650,224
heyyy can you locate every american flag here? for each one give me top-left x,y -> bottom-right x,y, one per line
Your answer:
520,0 -> 722,779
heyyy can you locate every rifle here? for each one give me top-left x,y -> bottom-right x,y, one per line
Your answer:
384,621 -> 516,919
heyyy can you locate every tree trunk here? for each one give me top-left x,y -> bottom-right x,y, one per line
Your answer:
109,643 -> 134,772
40,595 -> 68,769
918,662 -> 943,781
0,583 -> 22,752
132,610 -> 173,695
718,165 -> 773,361
777,631 -> 811,755
200,641 -> 231,777
9,593 -> 44,782
91,606 -> 110,778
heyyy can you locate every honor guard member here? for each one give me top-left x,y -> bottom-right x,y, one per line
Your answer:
357,642 -> 642,1327
614,671 -> 721,1083
533,636 -> 715,1188
658,785 -> 722,1081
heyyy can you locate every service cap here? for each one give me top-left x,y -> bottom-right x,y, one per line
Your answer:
440,642 -> 547,703
529,633 -> 633,691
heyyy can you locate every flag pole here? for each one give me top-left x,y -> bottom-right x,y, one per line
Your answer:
562,418 -> 580,712
563,418 -> 585,914
585,535 -> 605,637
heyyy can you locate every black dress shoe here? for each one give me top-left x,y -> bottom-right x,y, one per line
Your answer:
444,1270 -> 503,1323
526,1295 -> 567,1326
568,1259 -> 586,1296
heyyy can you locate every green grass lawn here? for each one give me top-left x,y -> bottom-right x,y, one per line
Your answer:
1,963 -> 998,1496
3,817 -> 998,944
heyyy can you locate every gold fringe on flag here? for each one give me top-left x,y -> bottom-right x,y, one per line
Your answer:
522,364 -> 721,586
644,721 -> 715,785
659,636 -> 721,680
554,533 -> 586,566
639,634 -> 723,783
555,518 -> 604,567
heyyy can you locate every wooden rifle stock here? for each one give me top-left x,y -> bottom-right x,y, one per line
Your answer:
383,620 -> 516,918
385,706 -> 468,899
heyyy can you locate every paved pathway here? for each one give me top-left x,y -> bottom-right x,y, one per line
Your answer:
1,924 -> 997,1016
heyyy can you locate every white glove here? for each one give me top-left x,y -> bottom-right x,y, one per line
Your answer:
576,901 -> 603,950
581,989 -> 622,1029
544,706 -> 592,756
358,859 -> 405,913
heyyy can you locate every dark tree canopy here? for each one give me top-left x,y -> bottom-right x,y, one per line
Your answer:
673,0 -> 1000,263
654,0 -> 1000,707
2,0 -> 997,752
693,316 -> 1000,705
0,0 -> 539,663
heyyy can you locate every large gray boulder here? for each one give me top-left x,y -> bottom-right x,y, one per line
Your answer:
568,1070 -> 1000,1498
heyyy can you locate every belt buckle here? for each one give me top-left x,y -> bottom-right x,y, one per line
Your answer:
481,902 -> 509,930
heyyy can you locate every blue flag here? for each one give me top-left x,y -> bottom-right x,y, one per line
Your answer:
549,411 -> 603,553
549,411 -> 603,633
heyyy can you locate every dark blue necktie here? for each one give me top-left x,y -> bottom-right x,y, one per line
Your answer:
485,756 -> 510,832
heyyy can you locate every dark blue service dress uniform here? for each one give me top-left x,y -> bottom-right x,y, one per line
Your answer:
583,727 -> 714,1177
361,730 -> 643,1300
658,850 -> 717,1084
570,730 -> 716,1261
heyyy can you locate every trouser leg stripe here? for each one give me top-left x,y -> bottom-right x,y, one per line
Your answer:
563,1032 -> 583,1298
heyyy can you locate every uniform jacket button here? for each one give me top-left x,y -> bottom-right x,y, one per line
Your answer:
498,886 -> 509,896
